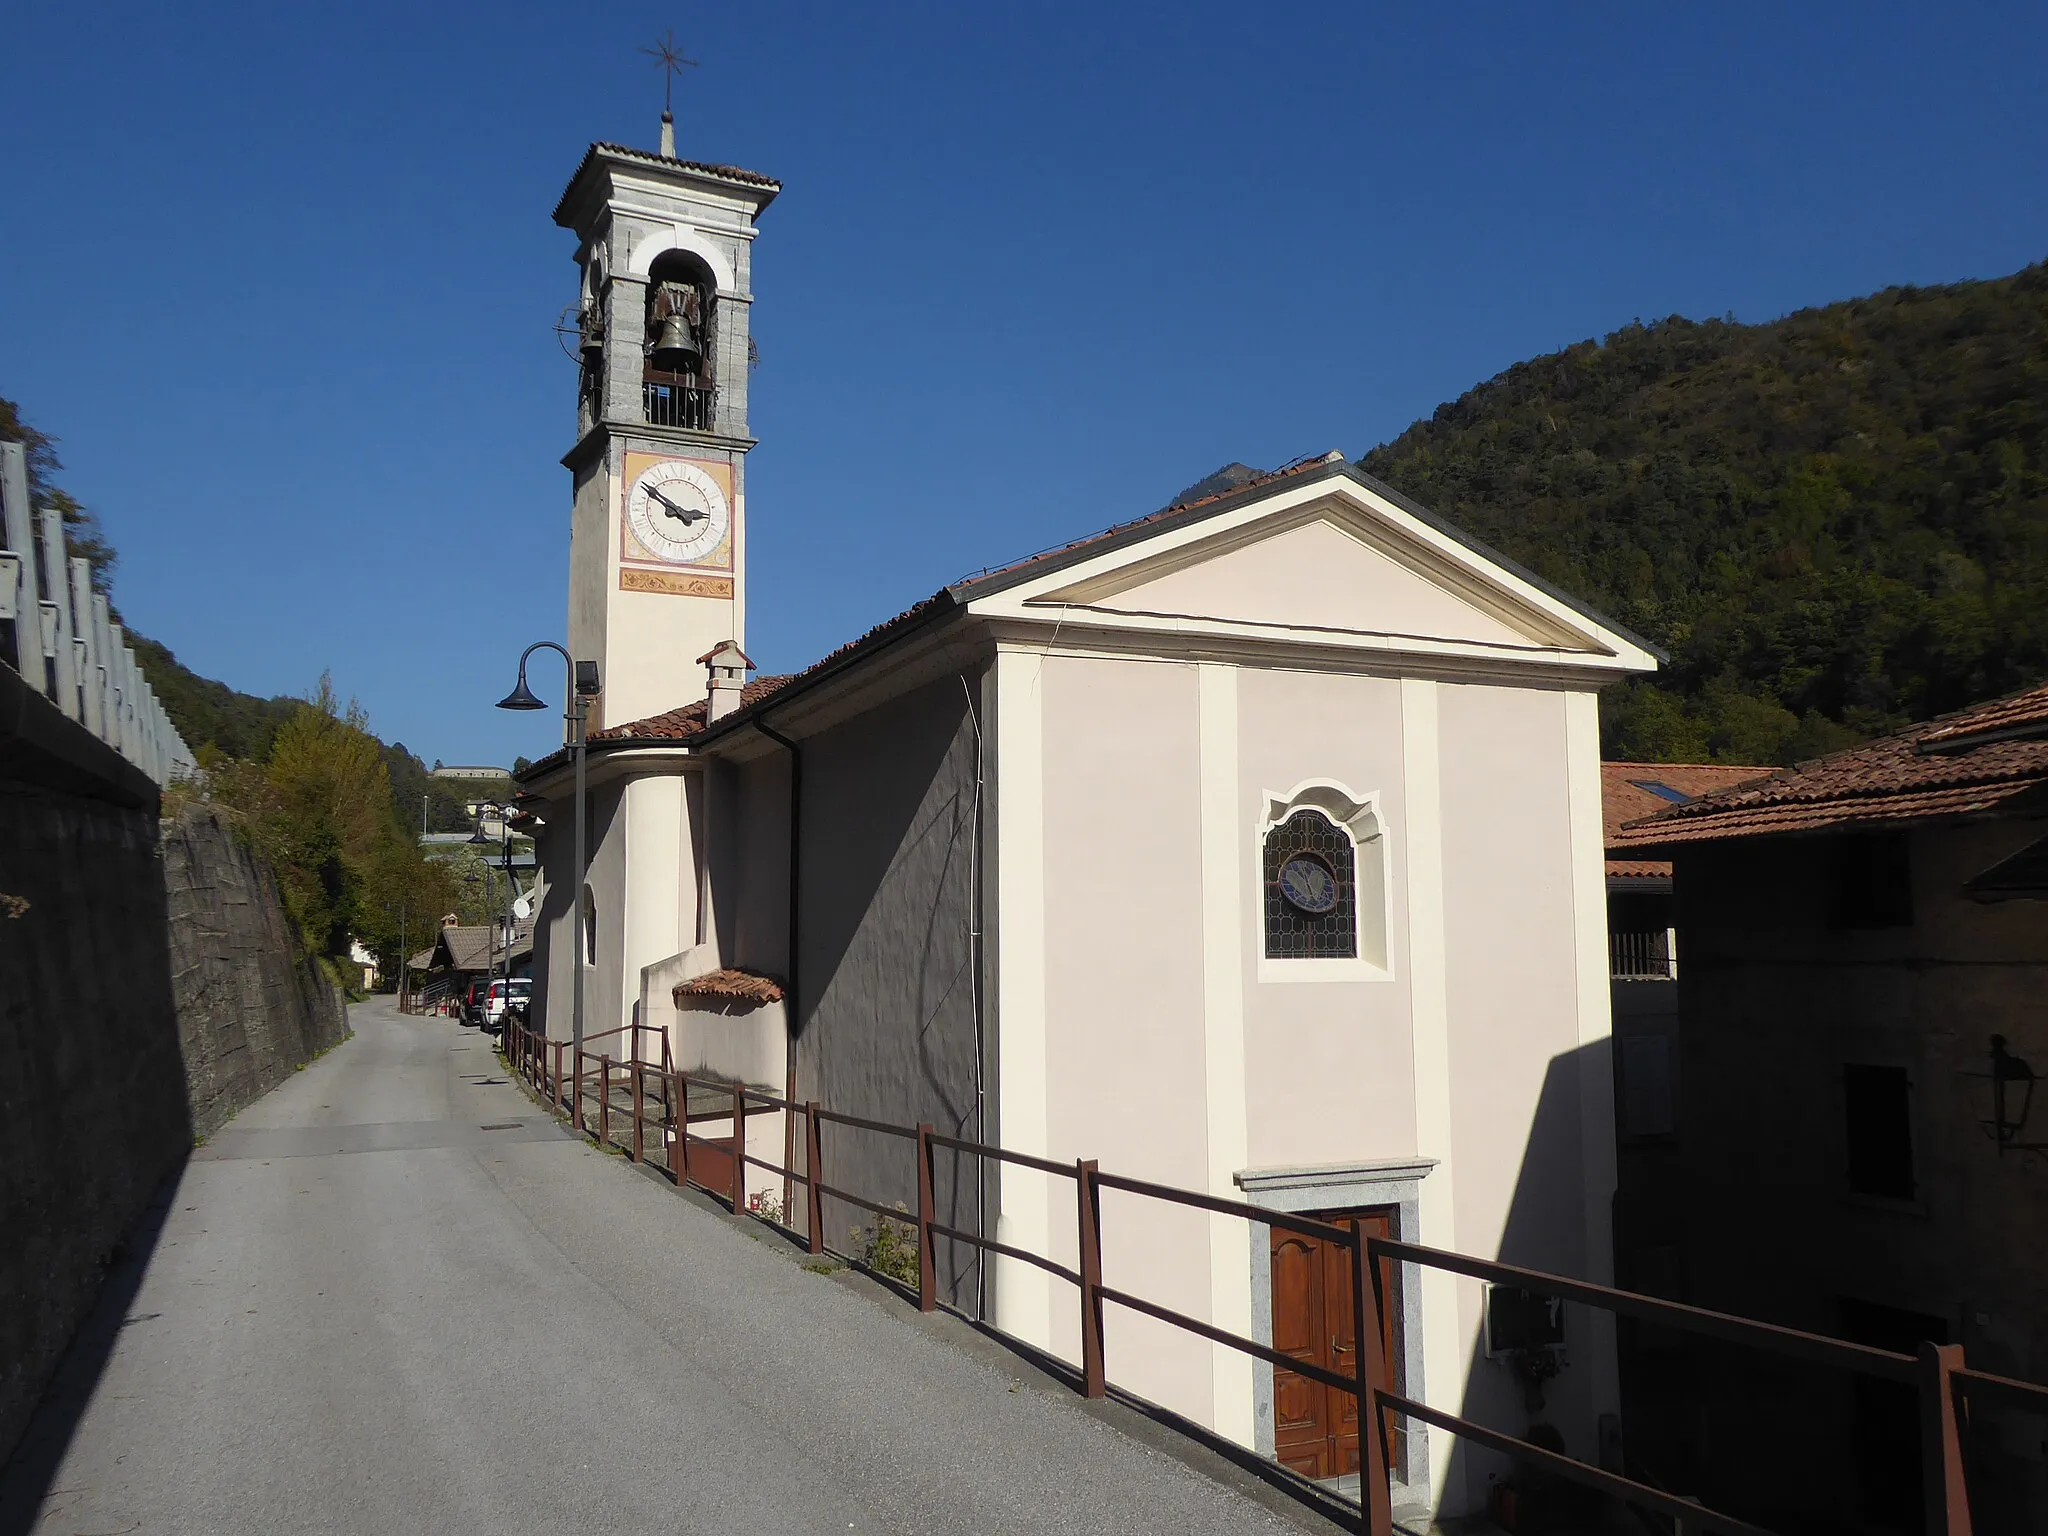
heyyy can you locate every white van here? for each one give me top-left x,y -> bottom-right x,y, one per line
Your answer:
484,977 -> 532,1030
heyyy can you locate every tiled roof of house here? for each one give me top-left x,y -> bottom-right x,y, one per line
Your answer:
1610,679 -> 2048,849
673,968 -> 785,1005
431,920 -> 535,972
1918,683 -> 2048,751
591,675 -> 798,743
1601,762 -> 1773,880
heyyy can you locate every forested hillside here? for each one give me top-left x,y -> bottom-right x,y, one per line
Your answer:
1360,262 -> 2048,763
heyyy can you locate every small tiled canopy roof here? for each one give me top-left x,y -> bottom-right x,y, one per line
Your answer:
1601,762 -> 1774,879
592,675 -> 798,743
1611,679 -> 2048,849
673,968 -> 785,1005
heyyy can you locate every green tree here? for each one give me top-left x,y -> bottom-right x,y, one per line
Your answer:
0,395 -> 118,588
1359,261 -> 2048,763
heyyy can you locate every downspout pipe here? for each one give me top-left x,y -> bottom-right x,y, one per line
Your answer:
754,715 -> 803,1217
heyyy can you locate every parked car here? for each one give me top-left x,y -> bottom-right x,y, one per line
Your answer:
484,977 -> 531,1033
459,978 -> 490,1027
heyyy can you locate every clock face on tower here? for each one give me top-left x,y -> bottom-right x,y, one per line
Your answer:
625,459 -> 731,567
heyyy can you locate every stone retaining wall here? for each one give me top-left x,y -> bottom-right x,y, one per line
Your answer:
0,665 -> 345,1457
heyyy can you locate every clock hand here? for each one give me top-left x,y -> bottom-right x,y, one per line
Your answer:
648,485 -> 706,524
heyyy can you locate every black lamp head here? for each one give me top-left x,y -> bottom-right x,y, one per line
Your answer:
497,672 -> 546,711
468,821 -> 491,845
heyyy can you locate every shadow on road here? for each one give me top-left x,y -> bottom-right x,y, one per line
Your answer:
0,1166 -> 185,1536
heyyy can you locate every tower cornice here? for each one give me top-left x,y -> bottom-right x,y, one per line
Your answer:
561,418 -> 761,474
554,142 -> 780,233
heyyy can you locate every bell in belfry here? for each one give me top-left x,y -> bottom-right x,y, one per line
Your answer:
648,281 -> 702,375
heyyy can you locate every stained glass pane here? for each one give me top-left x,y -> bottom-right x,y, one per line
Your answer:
1264,810 -> 1357,959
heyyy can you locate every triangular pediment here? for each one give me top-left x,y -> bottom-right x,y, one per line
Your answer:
1014,493 -> 1608,653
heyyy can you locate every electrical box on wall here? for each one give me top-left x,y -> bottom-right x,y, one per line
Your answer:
1485,1284 -> 1566,1357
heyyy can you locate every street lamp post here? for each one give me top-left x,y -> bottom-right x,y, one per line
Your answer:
469,800 -> 521,1034
497,643 -> 598,1064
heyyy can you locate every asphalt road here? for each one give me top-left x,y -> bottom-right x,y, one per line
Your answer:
2,998 -> 1325,1536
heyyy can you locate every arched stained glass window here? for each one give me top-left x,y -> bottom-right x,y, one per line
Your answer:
1263,809 -> 1358,960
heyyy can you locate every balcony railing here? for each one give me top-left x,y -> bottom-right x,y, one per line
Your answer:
1611,928 -> 1676,980
643,380 -> 716,430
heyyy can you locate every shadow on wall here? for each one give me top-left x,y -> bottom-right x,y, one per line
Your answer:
1436,1040 -> 1620,1526
0,762 -> 191,1487
0,674 -> 348,1514
791,673 -> 985,1309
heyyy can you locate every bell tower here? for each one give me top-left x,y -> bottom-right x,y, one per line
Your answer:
553,116 -> 779,729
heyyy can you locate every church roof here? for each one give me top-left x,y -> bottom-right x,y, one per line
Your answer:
523,453 -> 1658,779
692,453 -> 1661,740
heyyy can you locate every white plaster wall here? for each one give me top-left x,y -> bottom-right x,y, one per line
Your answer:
1111,517 -> 1534,647
1434,680 -> 1616,1512
1036,653 -> 1215,1428
580,782 -> 630,1050
620,772 -> 696,1063
642,941 -> 789,1088
1236,667 -> 1419,1169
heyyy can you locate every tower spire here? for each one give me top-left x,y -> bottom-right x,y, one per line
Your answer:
638,29 -> 699,157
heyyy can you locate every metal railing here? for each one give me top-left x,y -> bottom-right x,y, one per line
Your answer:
1610,929 -> 1675,980
499,1017 -> 2022,1535
0,441 -> 192,785
642,380 -> 715,430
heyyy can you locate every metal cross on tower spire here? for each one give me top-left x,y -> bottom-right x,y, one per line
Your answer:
639,29 -> 700,154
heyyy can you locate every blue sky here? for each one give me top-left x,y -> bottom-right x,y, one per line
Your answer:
3,2 -> 2045,766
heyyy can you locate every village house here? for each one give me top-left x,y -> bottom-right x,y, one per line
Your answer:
514,123 -> 1662,1521
1609,682 -> 2048,1532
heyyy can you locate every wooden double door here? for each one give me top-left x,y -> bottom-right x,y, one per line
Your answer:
1271,1207 -> 1402,1483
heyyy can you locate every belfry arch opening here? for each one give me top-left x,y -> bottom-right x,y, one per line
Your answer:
644,249 -> 717,429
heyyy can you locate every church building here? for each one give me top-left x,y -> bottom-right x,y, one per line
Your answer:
515,119 -> 1660,1521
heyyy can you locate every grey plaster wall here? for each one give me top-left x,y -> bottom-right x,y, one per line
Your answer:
783,670 -> 988,1309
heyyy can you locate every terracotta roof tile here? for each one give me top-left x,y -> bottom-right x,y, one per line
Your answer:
945,457 -> 1338,590
1607,858 -> 1675,881
591,675 -> 797,742
1611,682 -> 2048,849
673,968 -> 785,1005
587,142 -> 781,189
1600,762 -> 1773,846
1917,678 -> 2048,751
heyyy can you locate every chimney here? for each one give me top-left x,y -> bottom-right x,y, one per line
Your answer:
659,110 -> 676,159
700,640 -> 755,722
